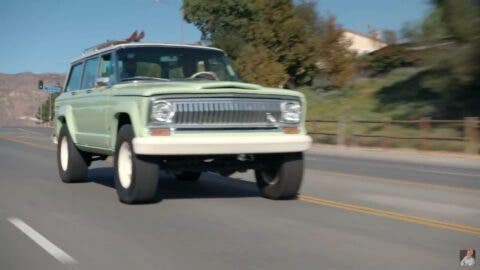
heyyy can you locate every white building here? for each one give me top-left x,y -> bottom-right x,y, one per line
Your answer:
342,29 -> 387,55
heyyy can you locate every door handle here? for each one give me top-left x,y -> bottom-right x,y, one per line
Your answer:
86,89 -> 92,94
71,92 -> 77,95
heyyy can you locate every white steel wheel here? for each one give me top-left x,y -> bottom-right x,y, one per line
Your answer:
117,142 -> 133,189
60,136 -> 69,171
57,124 -> 89,183
114,124 -> 160,204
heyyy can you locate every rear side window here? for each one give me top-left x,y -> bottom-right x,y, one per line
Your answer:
81,57 -> 100,89
66,63 -> 84,91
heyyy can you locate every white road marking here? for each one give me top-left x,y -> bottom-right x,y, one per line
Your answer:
8,217 -> 77,264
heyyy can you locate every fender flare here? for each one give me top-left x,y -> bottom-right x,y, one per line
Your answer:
55,105 -> 80,144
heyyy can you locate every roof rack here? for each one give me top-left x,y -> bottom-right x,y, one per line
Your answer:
83,30 -> 145,54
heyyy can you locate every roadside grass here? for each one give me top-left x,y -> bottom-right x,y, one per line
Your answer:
301,67 -> 466,152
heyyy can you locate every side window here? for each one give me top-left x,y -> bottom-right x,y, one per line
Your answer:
81,57 -> 100,89
99,54 -> 113,78
65,63 -> 84,92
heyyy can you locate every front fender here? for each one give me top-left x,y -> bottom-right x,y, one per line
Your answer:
55,105 -> 80,144
110,98 -> 149,149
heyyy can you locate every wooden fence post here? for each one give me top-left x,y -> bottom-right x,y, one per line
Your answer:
337,117 -> 346,146
382,120 -> 391,148
464,117 -> 479,154
419,117 -> 431,150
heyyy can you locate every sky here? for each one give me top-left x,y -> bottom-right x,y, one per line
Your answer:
0,0 -> 432,74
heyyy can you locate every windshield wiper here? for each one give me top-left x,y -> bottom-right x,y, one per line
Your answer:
121,76 -> 170,82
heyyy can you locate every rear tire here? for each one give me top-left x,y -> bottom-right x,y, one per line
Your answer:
114,124 -> 159,204
175,171 -> 202,182
255,152 -> 304,200
57,125 -> 90,183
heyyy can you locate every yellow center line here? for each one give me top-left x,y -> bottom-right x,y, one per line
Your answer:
306,168 -> 480,194
298,194 -> 480,236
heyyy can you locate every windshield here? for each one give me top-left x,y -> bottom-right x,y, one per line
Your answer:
116,47 -> 239,82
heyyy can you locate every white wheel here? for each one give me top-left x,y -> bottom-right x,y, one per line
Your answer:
117,142 -> 133,189
57,125 -> 89,183
60,136 -> 69,171
114,124 -> 159,204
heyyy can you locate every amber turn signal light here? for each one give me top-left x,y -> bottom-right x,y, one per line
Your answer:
282,127 -> 300,134
150,128 -> 171,136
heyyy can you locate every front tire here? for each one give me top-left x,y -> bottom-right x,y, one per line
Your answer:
114,124 -> 160,204
175,171 -> 202,182
57,125 -> 90,183
255,152 -> 304,200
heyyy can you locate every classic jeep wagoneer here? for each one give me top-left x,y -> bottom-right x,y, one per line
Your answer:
54,40 -> 311,204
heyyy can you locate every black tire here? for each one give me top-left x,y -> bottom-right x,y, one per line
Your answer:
57,124 -> 90,183
255,152 -> 304,200
176,171 -> 202,182
114,124 -> 159,204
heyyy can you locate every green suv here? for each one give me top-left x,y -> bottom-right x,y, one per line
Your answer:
54,42 -> 312,204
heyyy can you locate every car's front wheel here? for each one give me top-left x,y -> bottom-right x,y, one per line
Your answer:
114,124 -> 160,204
255,152 -> 304,200
57,125 -> 90,183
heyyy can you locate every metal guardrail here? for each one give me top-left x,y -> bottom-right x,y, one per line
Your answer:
307,117 -> 480,154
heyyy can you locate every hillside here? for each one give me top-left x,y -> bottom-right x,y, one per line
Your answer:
0,72 -> 65,126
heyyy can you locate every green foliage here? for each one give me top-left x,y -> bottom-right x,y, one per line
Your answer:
401,7 -> 449,41
36,93 -> 59,123
233,45 -> 288,87
360,47 -> 416,75
302,69 -> 465,151
382,30 -> 398,45
316,17 -> 356,88
399,0 -> 480,117
423,0 -> 480,117
182,0 -> 355,88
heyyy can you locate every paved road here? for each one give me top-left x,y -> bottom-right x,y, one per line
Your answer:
0,127 -> 479,270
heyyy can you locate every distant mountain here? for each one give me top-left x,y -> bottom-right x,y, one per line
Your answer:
0,72 -> 65,126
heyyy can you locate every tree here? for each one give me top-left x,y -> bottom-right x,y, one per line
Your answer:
36,93 -> 59,123
400,0 -> 480,117
401,6 -> 449,41
316,17 -> 356,88
183,0 -> 355,88
424,0 -> 480,116
382,30 -> 397,45
233,45 -> 288,87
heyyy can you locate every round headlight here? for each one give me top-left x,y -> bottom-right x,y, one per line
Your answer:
151,101 -> 176,123
281,101 -> 301,123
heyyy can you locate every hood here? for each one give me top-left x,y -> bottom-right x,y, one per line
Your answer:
111,81 -> 303,98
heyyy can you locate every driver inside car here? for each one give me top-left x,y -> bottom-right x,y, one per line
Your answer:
120,58 -> 137,79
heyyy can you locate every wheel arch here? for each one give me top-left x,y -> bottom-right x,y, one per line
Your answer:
55,105 -> 80,144
111,111 -> 143,149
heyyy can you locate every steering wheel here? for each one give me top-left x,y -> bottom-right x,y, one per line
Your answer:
189,71 -> 219,81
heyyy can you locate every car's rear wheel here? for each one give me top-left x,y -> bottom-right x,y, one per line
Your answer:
114,124 -> 160,204
57,124 -> 90,183
175,171 -> 202,182
255,152 -> 304,200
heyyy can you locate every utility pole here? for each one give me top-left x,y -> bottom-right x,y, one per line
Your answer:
180,7 -> 184,43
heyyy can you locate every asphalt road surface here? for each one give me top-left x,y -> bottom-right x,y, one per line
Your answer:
0,126 -> 479,270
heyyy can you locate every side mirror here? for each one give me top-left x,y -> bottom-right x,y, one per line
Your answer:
95,77 -> 111,88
